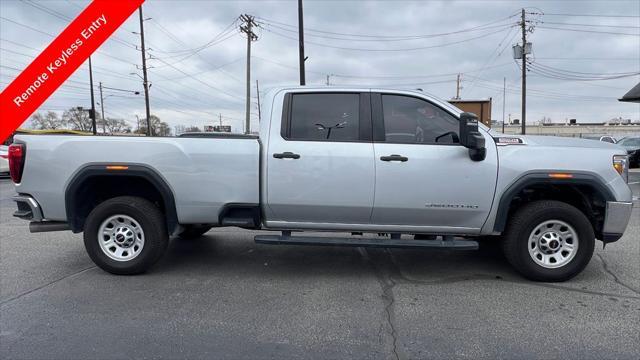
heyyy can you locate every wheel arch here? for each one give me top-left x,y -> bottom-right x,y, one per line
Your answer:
492,172 -> 616,236
65,164 -> 179,234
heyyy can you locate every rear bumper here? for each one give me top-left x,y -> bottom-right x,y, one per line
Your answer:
13,194 -> 71,233
13,194 -> 44,221
601,201 -> 633,243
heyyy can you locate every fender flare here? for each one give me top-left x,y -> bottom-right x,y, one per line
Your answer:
65,164 -> 179,234
492,172 -> 616,233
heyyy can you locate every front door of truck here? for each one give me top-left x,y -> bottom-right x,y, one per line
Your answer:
265,91 -> 375,225
370,93 -> 498,232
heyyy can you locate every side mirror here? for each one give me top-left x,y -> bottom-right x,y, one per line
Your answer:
459,112 -> 486,161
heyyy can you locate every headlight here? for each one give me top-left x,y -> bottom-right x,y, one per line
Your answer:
613,155 -> 629,183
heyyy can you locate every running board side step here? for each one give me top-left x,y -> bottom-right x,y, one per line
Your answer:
254,235 -> 478,250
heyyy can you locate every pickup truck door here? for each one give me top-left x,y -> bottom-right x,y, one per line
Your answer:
265,91 -> 375,225
370,93 -> 498,233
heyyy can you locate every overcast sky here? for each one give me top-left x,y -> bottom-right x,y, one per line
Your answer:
1,0 -> 639,133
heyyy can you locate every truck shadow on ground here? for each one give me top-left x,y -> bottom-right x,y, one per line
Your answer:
152,231 -> 640,300
156,232 -> 517,282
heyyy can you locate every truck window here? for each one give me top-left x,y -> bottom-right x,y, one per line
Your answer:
381,95 -> 459,144
288,93 -> 360,141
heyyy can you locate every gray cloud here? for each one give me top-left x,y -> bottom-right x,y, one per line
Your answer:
1,0 -> 638,133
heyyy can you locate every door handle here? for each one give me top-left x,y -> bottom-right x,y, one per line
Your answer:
380,154 -> 408,162
273,152 -> 300,159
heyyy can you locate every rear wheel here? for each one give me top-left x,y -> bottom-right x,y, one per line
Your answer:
502,200 -> 595,282
84,196 -> 168,275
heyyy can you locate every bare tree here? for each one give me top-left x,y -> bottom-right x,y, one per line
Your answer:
104,118 -> 131,134
137,115 -> 171,136
30,111 -> 65,130
63,108 -> 93,132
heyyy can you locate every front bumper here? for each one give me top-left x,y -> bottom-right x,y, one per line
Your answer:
601,201 -> 633,243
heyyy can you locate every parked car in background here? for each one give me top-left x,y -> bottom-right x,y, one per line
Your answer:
0,145 -> 9,177
617,136 -> 640,168
581,135 -> 617,144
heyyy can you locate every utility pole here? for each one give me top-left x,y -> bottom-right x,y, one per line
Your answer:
455,73 -> 462,99
240,14 -> 258,134
219,113 -> 222,127
99,82 -> 106,134
88,56 -> 97,135
298,0 -> 306,85
502,77 -> 506,134
256,80 -> 261,122
520,8 -> 527,135
138,6 -> 152,136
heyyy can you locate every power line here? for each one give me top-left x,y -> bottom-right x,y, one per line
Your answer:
0,40 -> 142,83
146,17 -> 240,55
536,26 -> 640,36
533,57 -> 639,61
466,26 -> 519,92
252,55 -> 513,79
527,62 -> 639,81
20,0 -> 140,50
541,12 -> 640,18
256,12 -> 519,39
530,62 -> 639,76
0,16 -> 139,66
151,57 -> 244,82
263,25 -> 515,52
541,21 -> 640,29
260,21 -> 516,42
149,57 -> 244,102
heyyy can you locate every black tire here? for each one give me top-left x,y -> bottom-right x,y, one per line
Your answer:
502,200 -> 595,282
178,225 -> 212,239
84,196 -> 169,275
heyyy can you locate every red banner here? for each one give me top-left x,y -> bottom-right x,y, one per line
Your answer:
0,0 -> 144,142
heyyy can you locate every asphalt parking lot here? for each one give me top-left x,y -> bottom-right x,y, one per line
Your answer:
1,173 -> 639,359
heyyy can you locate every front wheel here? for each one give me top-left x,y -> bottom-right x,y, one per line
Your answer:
502,200 -> 595,282
84,196 -> 169,275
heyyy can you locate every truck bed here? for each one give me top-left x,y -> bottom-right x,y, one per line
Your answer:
14,134 -> 260,224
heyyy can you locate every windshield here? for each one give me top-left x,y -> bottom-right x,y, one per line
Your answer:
618,137 -> 640,146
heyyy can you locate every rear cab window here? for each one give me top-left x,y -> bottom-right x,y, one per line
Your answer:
281,92 -> 371,142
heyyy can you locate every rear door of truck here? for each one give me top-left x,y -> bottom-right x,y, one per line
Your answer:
264,90 -> 374,225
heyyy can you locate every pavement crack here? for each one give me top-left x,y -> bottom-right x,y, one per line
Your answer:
597,254 -> 640,296
0,265 -> 96,307
358,248 -> 403,360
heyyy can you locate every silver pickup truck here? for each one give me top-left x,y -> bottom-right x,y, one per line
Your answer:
9,86 -> 633,281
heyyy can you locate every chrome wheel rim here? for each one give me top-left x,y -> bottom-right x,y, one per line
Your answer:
528,220 -> 578,269
98,215 -> 144,262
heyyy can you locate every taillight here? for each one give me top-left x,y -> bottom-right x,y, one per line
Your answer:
8,143 -> 25,183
